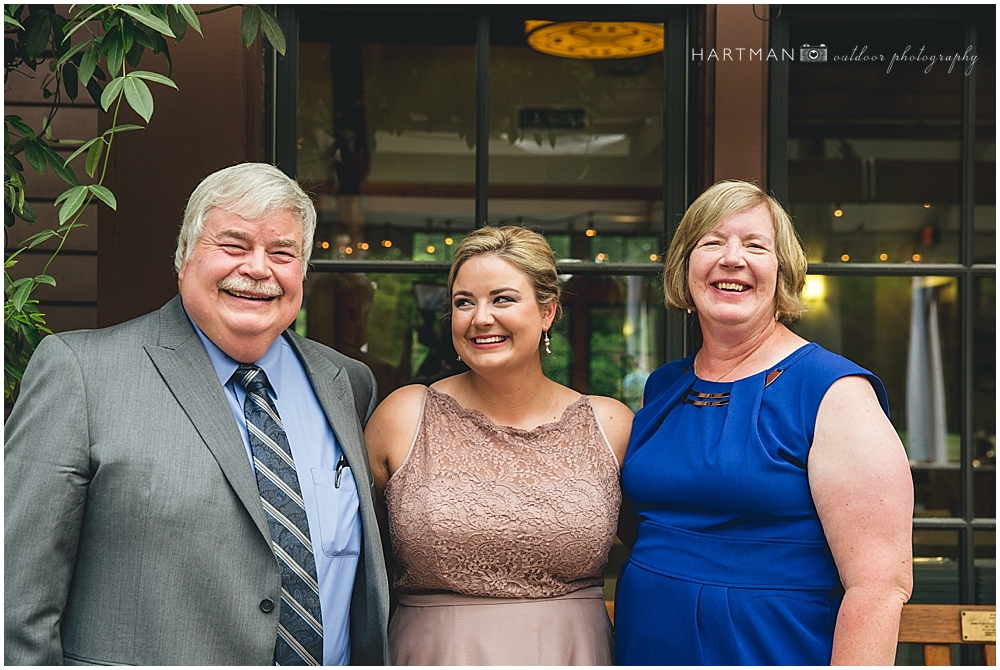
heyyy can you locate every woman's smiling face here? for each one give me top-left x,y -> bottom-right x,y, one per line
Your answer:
450,254 -> 556,372
686,203 -> 779,332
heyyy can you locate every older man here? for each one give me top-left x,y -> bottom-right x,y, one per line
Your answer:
4,163 -> 389,665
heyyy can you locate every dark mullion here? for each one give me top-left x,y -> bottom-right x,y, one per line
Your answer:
767,7 -> 790,204
272,6 -> 298,178
664,10 -> 691,361
958,19 -> 979,612
474,15 -> 490,228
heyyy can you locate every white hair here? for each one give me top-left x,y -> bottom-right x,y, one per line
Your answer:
174,163 -> 317,278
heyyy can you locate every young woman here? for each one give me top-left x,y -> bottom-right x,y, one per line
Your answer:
365,225 -> 632,665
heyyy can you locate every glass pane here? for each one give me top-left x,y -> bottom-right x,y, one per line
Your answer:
487,16 -> 664,265
911,533 -> 960,603
787,20 -> 966,264
555,275 -> 664,406
793,275 -> 962,516
298,10 -> 477,262
974,19 -> 996,263
974,277 -> 995,519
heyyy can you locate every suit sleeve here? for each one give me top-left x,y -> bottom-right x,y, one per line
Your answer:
4,334 -> 92,665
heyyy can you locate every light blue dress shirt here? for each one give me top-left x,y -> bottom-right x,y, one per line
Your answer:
190,318 -> 361,665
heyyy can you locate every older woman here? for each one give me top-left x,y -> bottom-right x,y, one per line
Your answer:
615,181 -> 913,665
365,226 -> 631,665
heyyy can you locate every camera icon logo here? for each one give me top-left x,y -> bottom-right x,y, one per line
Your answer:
799,44 -> 828,62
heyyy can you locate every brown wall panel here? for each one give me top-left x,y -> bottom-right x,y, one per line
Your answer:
97,8 -> 265,327
9,252 -> 97,303
4,205 -> 98,252
711,4 -> 769,185
34,304 -> 99,333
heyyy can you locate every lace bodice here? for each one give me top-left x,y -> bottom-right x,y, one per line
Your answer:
385,387 -> 621,599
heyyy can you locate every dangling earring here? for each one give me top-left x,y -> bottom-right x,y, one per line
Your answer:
456,355 -> 462,361
543,330 -> 552,355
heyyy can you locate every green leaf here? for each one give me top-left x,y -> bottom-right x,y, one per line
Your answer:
103,123 -> 145,135
125,40 -> 146,69
4,13 -> 24,30
24,139 -> 47,172
20,229 -> 57,248
40,143 -> 78,186
16,201 -> 36,224
118,5 -> 174,38
54,38 -> 90,67
173,4 -> 201,35
6,115 -> 35,139
12,279 -> 33,311
241,6 -> 260,48
133,23 -> 157,50
62,61 -> 79,100
105,27 -> 125,77
129,70 -> 177,89
78,44 -> 99,87
57,185 -> 89,224
88,184 -> 117,210
33,274 -> 57,287
258,8 -> 286,56
100,76 -> 127,111
24,12 -> 51,61
123,75 -> 154,122
85,139 -> 104,177
64,136 -> 102,164
165,5 -> 186,41
121,15 -> 135,53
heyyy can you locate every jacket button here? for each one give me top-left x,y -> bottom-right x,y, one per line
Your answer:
260,598 -> 274,613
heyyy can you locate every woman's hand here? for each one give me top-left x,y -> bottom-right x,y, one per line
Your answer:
809,375 -> 914,665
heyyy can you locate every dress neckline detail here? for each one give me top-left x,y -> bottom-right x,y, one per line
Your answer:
691,342 -> 817,386
426,386 -> 589,437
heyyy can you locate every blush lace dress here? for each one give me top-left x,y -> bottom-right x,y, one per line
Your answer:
384,387 -> 621,665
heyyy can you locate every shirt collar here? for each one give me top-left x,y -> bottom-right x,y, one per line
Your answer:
185,309 -> 286,398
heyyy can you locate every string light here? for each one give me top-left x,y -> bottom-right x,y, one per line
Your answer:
345,246 -> 353,255
426,245 -> 436,254
320,241 -> 330,250
649,253 -> 658,261
840,254 -> 850,262
879,253 -> 888,261
833,208 -> 843,218
585,228 -> 597,237
912,253 -> 922,262
445,237 -> 454,246
923,203 -> 931,209
359,242 -> 369,250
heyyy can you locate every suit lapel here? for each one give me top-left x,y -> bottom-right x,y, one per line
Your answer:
144,297 -> 271,543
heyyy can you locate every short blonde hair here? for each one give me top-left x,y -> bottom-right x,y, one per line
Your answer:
663,180 -> 808,322
448,226 -> 562,319
175,163 -> 317,279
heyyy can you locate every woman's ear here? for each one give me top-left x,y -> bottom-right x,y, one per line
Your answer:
541,300 -> 558,330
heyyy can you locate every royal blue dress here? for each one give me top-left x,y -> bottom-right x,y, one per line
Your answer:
615,342 -> 889,665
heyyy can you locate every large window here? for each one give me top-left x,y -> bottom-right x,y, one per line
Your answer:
769,7 -> 995,660
289,7 -> 689,404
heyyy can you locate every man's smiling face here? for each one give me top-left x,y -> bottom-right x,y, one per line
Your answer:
178,207 -> 303,362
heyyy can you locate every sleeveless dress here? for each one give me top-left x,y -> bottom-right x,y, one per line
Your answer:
384,387 -> 621,665
615,343 -> 889,665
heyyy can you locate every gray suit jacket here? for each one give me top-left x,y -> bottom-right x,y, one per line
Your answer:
4,296 -> 389,665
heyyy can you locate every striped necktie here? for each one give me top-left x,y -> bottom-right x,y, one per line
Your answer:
235,364 -> 323,665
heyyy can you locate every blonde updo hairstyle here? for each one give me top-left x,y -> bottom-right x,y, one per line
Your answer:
448,225 -> 562,321
662,180 -> 808,322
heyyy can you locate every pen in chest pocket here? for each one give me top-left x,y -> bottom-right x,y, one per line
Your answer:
335,455 -> 347,488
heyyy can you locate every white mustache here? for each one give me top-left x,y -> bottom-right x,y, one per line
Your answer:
218,276 -> 284,298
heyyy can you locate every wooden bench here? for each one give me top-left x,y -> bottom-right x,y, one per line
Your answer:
898,603 -> 996,666
605,601 -> 997,666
